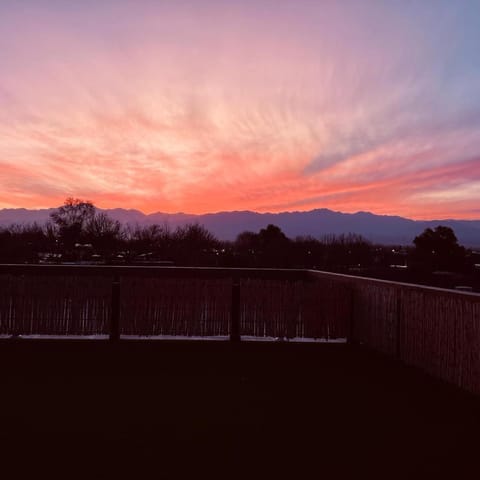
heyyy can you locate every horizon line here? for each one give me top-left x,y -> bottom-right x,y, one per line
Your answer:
0,205 -> 479,223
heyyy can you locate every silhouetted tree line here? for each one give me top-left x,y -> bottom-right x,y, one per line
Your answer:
0,199 -> 478,290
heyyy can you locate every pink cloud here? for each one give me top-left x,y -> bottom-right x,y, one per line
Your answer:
1,1 -> 479,220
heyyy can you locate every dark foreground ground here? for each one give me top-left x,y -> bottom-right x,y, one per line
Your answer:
0,340 -> 479,479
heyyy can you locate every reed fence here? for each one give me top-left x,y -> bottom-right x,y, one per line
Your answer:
0,265 -> 347,340
308,271 -> 480,394
1,265 -> 479,394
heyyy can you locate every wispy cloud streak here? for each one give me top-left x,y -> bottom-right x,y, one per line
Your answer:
0,1 -> 479,218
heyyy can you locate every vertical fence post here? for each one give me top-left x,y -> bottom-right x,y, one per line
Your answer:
230,279 -> 241,342
395,290 -> 402,359
110,276 -> 120,342
347,285 -> 356,345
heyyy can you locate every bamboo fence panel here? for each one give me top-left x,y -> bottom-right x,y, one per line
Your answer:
0,273 -> 111,335
345,278 -> 480,395
351,283 -> 398,356
301,278 -> 350,339
119,276 -> 231,337
308,270 -> 480,394
398,288 -> 480,393
239,278 -> 349,339
239,279 -> 300,338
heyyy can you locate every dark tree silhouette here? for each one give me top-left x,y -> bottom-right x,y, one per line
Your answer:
234,231 -> 260,267
292,235 -> 325,268
258,224 -> 288,245
255,224 -> 290,266
0,223 -> 53,263
235,231 -> 259,252
50,198 -> 96,250
413,225 -> 466,272
124,223 -> 172,261
320,233 -> 372,270
172,223 -> 220,265
84,212 -> 122,255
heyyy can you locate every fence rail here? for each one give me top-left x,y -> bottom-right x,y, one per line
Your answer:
1,265 -> 480,394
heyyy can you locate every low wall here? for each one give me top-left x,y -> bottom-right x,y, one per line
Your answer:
309,270 -> 480,394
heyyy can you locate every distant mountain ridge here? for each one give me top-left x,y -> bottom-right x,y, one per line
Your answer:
0,207 -> 479,246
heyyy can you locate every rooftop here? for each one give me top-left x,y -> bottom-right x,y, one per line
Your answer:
1,339 -> 479,478
0,265 -> 479,478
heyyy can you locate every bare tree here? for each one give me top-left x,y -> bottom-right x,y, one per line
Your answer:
50,198 -> 96,249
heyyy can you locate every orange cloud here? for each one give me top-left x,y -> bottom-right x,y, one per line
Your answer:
1,2 -> 479,220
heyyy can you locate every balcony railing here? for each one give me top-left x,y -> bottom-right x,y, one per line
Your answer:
0,265 -> 479,395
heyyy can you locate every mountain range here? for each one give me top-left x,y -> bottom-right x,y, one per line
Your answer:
1,207 -> 479,246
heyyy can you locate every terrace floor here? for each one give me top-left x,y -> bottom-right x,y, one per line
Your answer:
0,340 -> 479,479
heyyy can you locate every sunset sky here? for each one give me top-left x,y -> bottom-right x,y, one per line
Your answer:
1,1 -> 479,219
